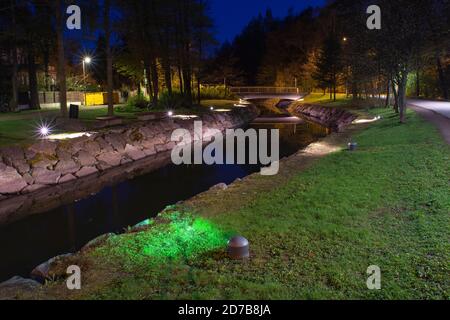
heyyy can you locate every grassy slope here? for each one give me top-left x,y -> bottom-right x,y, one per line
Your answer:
304,93 -> 351,106
55,108 -> 449,300
303,93 -> 387,110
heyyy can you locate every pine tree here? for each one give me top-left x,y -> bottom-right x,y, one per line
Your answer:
313,32 -> 342,101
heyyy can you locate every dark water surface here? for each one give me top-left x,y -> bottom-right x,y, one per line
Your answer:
0,121 -> 327,282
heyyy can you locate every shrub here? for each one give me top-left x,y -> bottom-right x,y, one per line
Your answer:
127,93 -> 150,109
197,85 -> 235,100
157,91 -> 189,110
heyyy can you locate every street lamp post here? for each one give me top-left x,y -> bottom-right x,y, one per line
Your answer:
82,57 -> 91,106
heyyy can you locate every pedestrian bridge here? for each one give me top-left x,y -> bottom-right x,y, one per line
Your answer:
229,87 -> 306,101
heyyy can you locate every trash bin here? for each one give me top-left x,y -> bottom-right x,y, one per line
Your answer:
69,104 -> 79,119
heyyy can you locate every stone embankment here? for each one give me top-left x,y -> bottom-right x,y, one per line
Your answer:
0,106 -> 259,224
289,103 -> 357,132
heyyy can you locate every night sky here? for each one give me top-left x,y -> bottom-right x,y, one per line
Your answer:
210,0 -> 326,43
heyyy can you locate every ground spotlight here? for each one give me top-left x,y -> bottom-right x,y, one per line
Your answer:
228,235 -> 250,260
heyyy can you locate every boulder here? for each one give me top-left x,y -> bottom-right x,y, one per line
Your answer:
22,184 -> 47,194
56,149 -> 73,161
138,126 -> 155,139
30,155 -> 58,169
76,150 -> 96,167
83,140 -> 101,155
13,160 -> 30,175
29,140 -> 57,156
124,144 -> 146,161
24,149 -> 37,161
59,174 -> 77,183
143,147 -> 157,156
31,168 -> 61,185
54,159 -> 80,175
30,254 -> 73,283
97,152 -> 122,169
95,137 -> 114,153
141,140 -> 157,150
0,146 -> 25,165
127,129 -> 144,143
0,276 -> 41,300
155,142 -> 175,153
104,133 -> 126,152
0,165 -> 28,194
75,166 -> 98,178
22,173 -> 34,185
120,158 -> 133,165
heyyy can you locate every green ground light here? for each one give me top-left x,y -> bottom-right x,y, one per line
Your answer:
95,211 -> 230,272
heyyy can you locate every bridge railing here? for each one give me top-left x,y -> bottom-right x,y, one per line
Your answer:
229,87 -> 300,95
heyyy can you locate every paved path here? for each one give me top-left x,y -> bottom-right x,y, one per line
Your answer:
408,99 -> 450,119
408,100 -> 450,145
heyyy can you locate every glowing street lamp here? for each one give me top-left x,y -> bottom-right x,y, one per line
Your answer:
82,57 -> 92,105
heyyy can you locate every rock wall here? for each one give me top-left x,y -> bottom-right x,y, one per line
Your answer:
0,106 -> 259,224
289,103 -> 357,132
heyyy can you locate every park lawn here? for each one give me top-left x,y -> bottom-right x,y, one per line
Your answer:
36,108 -> 449,300
200,99 -> 238,109
0,118 -> 36,147
0,106 -> 135,147
304,93 -> 388,111
304,92 -> 351,105
0,99 -> 239,147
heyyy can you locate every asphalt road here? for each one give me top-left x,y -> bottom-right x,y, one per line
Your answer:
408,100 -> 450,145
408,99 -> 450,119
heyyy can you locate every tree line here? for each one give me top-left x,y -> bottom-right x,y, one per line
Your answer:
207,0 -> 450,123
1,0 -> 449,123
0,0 -> 213,116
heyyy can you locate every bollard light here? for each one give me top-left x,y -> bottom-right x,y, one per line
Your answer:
228,236 -> 250,260
40,126 -> 50,137
35,120 -> 55,138
348,142 -> 358,151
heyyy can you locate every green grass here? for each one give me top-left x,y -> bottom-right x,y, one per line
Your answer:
200,99 -> 237,109
67,108 -> 449,300
0,100 -> 237,147
0,119 -> 36,147
0,105 -> 135,147
303,93 -> 386,110
303,93 -> 351,106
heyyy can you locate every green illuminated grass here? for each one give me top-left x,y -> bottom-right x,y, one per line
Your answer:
94,211 -> 230,272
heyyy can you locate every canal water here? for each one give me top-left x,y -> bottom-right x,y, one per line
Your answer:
0,118 -> 328,282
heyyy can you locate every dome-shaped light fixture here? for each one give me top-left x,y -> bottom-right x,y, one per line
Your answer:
348,141 -> 358,151
227,235 -> 250,260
